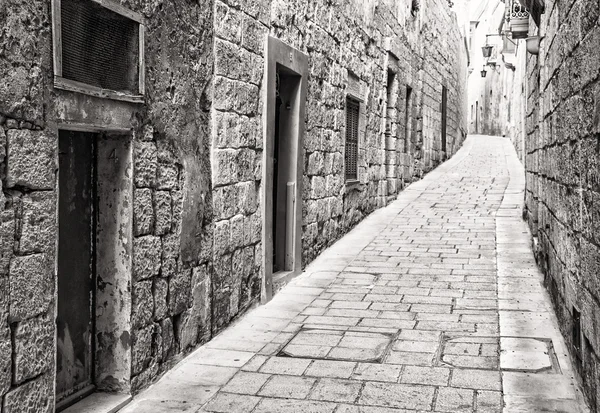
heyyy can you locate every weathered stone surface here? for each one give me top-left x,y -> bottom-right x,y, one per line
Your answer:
17,192 -> 55,254
160,318 -> 176,361
0,0 -> 47,121
13,313 -> 53,383
3,372 -> 53,413
133,236 -> 161,281
214,39 -> 263,85
153,278 -> 168,320
6,130 -> 55,190
241,14 -> 267,53
132,324 -> 154,376
157,163 -> 179,190
168,269 -> 192,316
131,361 -> 159,393
9,254 -> 52,321
214,1 -> 243,44
134,188 -> 154,236
212,148 -> 256,187
0,210 -> 15,277
133,281 -> 154,329
154,190 -> 172,235
134,141 -> 158,188
177,265 -> 212,349
213,77 -> 259,116
0,328 -> 11,396
213,111 -> 260,150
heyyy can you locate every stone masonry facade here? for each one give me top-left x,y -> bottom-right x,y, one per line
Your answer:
525,2 -> 600,410
0,0 -> 467,409
495,0 -> 600,410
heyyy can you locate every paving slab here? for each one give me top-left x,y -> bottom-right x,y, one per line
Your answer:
118,136 -> 589,413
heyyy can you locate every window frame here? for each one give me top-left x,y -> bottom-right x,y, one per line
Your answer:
52,0 -> 145,103
344,95 -> 361,183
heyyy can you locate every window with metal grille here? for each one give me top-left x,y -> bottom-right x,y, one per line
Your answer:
53,0 -> 144,100
345,97 -> 360,181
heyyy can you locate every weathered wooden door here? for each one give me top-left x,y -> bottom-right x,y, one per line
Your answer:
56,130 -> 96,408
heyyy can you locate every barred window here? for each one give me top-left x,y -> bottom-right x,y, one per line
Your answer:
345,97 -> 360,181
52,0 -> 145,101
62,0 -> 139,92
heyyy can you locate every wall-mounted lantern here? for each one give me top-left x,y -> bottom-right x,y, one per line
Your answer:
526,36 -> 542,54
482,45 -> 493,58
481,67 -> 487,77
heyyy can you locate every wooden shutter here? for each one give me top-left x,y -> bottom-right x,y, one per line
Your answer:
345,98 -> 359,180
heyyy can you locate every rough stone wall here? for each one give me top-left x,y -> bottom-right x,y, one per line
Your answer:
122,0 -> 216,393
0,0 -> 57,409
210,0 -> 267,332
420,0 -> 469,164
209,0 -> 468,295
513,1 -> 600,410
0,124 -> 56,413
1,0 -> 216,407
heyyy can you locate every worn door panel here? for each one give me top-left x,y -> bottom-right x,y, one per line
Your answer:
56,130 -> 96,404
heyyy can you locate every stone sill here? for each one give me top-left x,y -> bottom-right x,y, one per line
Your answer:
345,179 -> 362,191
61,393 -> 131,413
272,269 -> 297,292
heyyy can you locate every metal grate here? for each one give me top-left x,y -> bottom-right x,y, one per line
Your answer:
61,0 -> 139,93
345,97 -> 360,180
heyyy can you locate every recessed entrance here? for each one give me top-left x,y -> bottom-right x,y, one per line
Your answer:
272,66 -> 301,274
57,130 -> 96,407
262,37 -> 308,301
56,130 -> 133,410
441,85 -> 448,156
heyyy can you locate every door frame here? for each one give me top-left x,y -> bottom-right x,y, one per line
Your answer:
54,123 -> 134,409
261,36 -> 308,302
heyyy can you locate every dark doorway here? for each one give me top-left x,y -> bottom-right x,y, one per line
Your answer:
385,70 -> 396,143
404,86 -> 413,153
441,86 -> 448,156
475,100 -> 479,134
56,130 -> 97,409
272,65 -> 301,274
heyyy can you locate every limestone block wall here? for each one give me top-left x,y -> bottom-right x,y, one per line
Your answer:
210,0 -> 469,306
210,0 -> 267,332
0,124 -> 56,411
517,1 -> 600,410
0,0 -> 57,408
104,0 -> 216,394
0,0 -> 216,407
420,0 -> 469,164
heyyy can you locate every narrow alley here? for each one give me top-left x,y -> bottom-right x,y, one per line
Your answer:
3,0 -> 600,411
115,135 -> 587,413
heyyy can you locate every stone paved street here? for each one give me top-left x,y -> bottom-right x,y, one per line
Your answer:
119,136 -> 589,413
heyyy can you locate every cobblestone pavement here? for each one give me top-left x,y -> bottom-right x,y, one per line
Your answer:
120,136 -> 589,413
